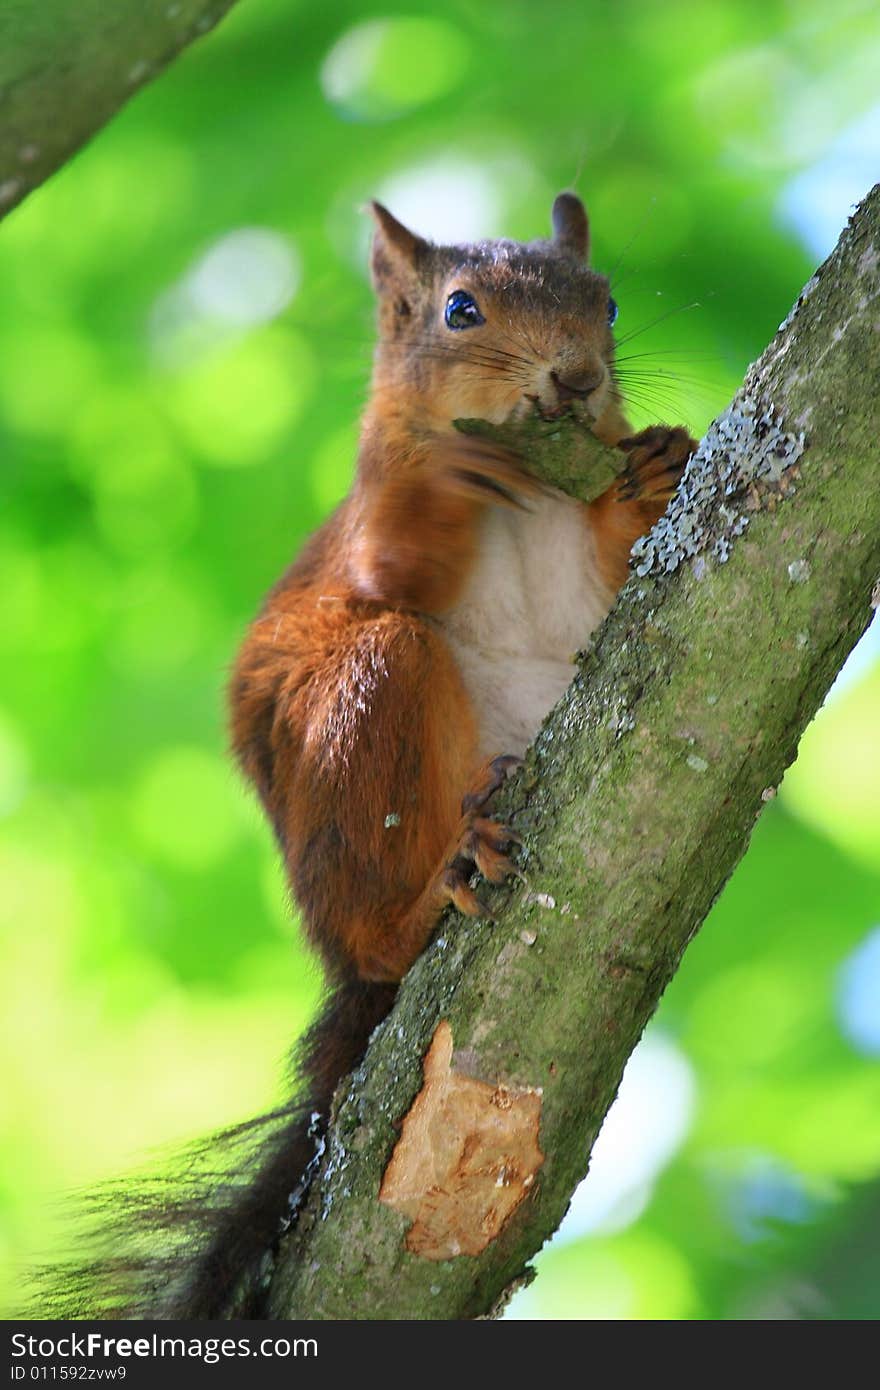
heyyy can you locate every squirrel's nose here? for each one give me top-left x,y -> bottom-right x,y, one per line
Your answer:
551,366 -> 604,405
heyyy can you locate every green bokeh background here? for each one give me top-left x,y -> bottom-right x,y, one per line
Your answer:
2,0 -> 879,1320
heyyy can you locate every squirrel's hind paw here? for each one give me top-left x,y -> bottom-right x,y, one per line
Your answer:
461,753 -> 524,813
441,754 -> 524,919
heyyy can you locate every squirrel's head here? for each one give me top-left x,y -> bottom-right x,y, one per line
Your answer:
367,192 -> 619,431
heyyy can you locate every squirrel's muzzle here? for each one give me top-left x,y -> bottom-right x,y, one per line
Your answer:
551,367 -> 604,404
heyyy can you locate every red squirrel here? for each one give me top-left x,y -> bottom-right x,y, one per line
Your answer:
43,193 -> 695,1318
231,193 -> 692,979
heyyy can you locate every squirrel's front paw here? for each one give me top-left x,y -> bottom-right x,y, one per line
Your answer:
442,754 -> 523,918
437,436 -> 542,509
616,425 -> 697,503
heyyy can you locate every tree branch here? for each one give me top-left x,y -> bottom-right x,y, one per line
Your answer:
0,0 -> 240,221
263,185 -> 880,1319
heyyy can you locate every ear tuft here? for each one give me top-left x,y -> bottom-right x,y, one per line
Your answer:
366,201 -> 427,288
551,192 -> 590,263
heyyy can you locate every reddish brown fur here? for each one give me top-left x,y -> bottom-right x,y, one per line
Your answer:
36,193 -> 697,1324
232,582 -> 478,982
230,440 -> 535,984
231,428 -> 684,989
210,195 -> 697,1314
231,207 -> 694,993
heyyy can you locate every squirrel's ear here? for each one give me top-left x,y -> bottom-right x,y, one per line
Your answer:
551,192 -> 590,263
367,201 -> 428,289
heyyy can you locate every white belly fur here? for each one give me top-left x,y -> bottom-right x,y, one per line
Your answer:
438,491 -> 615,759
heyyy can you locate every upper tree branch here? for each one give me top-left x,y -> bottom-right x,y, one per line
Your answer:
0,0 -> 241,221
262,186 -> 880,1319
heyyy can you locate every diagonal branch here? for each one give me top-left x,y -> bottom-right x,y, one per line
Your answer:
0,0 -> 241,222
262,185 -> 880,1320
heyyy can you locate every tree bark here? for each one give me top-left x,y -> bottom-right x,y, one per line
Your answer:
255,183 -> 880,1320
0,0 -> 240,221
454,412 -> 626,502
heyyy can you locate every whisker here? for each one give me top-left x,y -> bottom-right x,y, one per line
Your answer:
618,384 -> 690,414
614,368 -> 708,397
605,200 -> 658,284
615,348 -> 724,365
614,368 -> 726,395
611,369 -> 706,411
613,300 -> 704,348
489,314 -> 544,363
414,347 -> 532,374
405,332 -> 535,368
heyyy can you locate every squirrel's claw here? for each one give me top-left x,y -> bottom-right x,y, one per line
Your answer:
461,753 -> 524,814
442,860 -> 496,920
616,425 -> 696,503
440,754 -> 524,919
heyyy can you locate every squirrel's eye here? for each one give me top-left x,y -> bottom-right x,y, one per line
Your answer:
607,297 -> 618,327
445,290 -> 485,330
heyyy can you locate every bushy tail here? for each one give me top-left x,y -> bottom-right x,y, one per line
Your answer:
29,977 -> 397,1319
